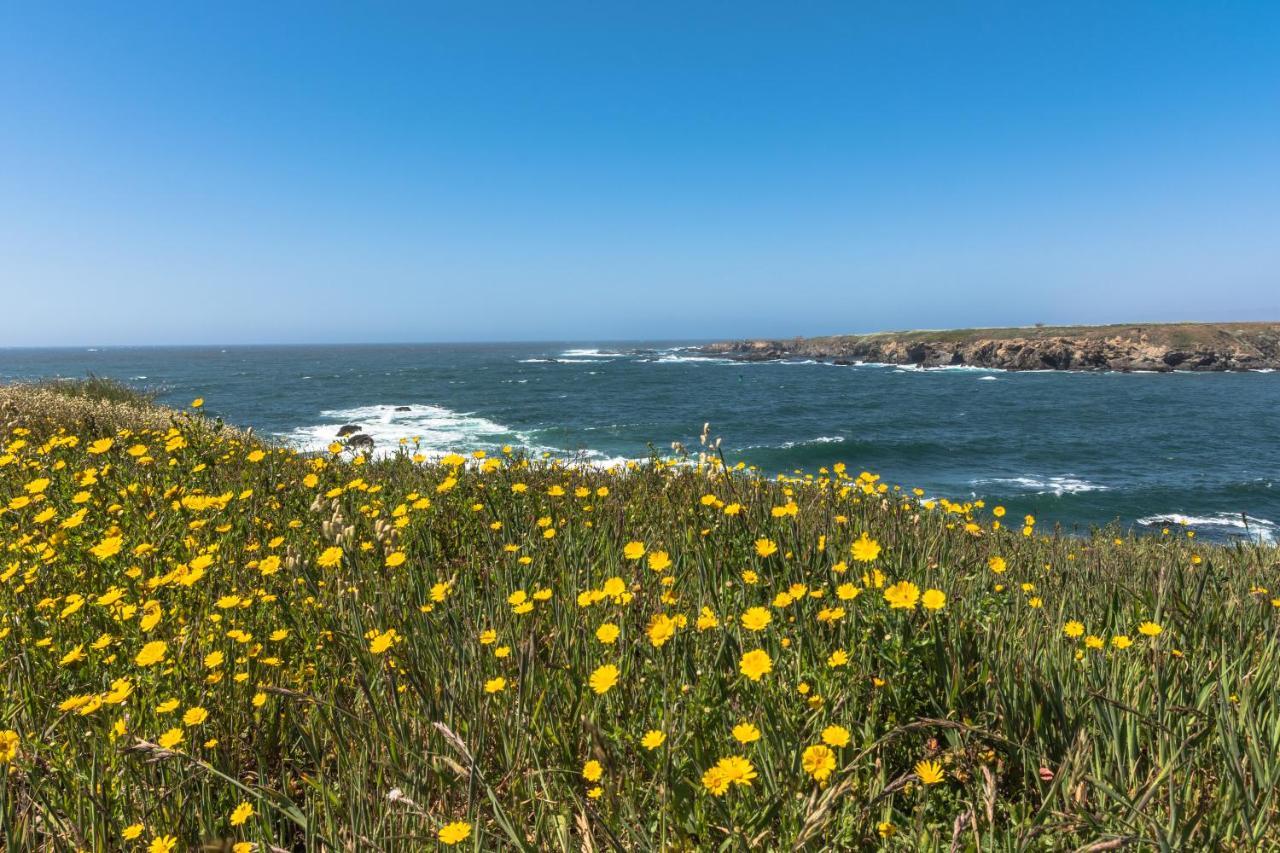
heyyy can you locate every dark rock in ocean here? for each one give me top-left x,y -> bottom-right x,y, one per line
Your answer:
346,434 -> 375,450
336,424 -> 362,437
394,406 -> 412,412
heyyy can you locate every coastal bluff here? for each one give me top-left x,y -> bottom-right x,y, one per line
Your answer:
700,322 -> 1280,372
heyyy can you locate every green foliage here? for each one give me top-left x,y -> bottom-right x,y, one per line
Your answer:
30,375 -> 158,407
0,394 -> 1277,850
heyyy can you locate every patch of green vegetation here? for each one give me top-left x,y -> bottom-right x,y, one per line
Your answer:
1,394 -> 1277,849
29,374 -> 157,407
813,322 -> 1279,347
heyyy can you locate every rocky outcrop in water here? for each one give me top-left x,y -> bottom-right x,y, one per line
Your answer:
701,323 -> 1280,372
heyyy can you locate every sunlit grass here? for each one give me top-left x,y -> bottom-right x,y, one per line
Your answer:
1,388 -> 1277,850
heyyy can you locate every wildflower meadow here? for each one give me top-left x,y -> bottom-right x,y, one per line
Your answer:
1,382 -> 1278,850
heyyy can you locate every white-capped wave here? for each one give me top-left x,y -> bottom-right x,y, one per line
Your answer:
279,404 -> 527,459
560,348 -> 626,358
574,454 -> 641,470
890,363 -> 1006,373
974,475 -> 1107,496
651,354 -> 736,364
278,403 -> 646,469
919,364 -> 1006,373
977,375 -> 1000,381
1137,512 -> 1275,545
737,435 -> 845,451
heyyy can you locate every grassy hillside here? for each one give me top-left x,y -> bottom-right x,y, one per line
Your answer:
1,387 -> 1278,849
799,321 -> 1280,347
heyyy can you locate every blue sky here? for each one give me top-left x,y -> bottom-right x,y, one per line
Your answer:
2,1 -> 1278,345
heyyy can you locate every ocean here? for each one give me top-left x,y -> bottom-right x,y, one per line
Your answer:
3,342 -> 1277,544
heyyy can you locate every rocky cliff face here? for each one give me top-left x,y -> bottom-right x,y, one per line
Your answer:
701,324 -> 1280,372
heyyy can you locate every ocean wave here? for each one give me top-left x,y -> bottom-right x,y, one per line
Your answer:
888,363 -> 1007,374
919,364 -> 1007,373
573,454 -> 642,470
974,475 -> 1108,496
649,354 -> 736,364
277,403 -> 646,470
560,348 -> 626,358
767,359 -> 855,367
1137,512 -> 1276,544
736,435 -> 845,451
279,403 -> 527,459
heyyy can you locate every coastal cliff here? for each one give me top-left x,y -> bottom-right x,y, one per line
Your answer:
700,322 -> 1280,372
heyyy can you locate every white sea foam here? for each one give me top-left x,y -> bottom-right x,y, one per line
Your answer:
1137,512 -> 1276,544
785,435 -> 845,448
574,454 -> 641,470
651,354 -> 736,364
974,475 -> 1108,496
977,375 -> 1000,381
918,364 -> 1006,373
1250,368 -> 1276,374
879,362 -> 1007,373
280,403 -> 523,459
278,403 -> 645,469
737,436 -> 845,451
560,348 -> 626,358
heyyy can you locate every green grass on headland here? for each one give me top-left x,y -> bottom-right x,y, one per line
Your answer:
806,320 -> 1280,347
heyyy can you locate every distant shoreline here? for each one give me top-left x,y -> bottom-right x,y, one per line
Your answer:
699,322 -> 1280,372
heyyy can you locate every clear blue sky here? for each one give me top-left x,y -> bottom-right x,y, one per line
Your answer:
2,2 -> 1278,345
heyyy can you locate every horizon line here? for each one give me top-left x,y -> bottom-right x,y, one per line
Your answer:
3,319 -> 1278,351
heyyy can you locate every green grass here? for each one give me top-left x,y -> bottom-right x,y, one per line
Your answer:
794,321 -> 1280,347
1,390 -> 1278,850
27,375 -> 158,407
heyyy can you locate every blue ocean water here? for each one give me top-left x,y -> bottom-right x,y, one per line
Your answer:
3,343 -> 1277,544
